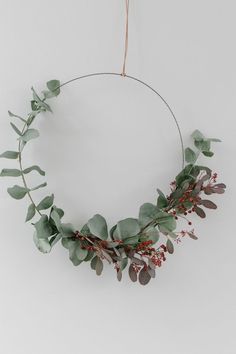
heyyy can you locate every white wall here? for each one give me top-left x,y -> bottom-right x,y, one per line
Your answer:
0,1 -> 235,353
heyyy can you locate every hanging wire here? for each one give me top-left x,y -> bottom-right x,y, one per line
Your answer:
122,0 -> 130,76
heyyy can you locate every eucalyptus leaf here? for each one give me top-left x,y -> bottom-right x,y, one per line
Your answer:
31,182 -> 47,191
60,223 -> 75,237
20,129 -> 39,142
50,233 -> 62,247
194,139 -> 211,152
139,267 -> 151,285
114,218 -> 141,240
147,267 -> 156,279
195,206 -> 206,218
0,169 -> 21,177
117,269 -> 122,282
159,225 -> 178,239
87,214 -> 108,240
8,111 -> 27,123
96,258 -> 103,276
34,215 -> 52,239
46,79 -> 60,96
61,238 -> 75,250
51,205 -> 64,219
25,203 -> 36,222
139,203 -> 159,227
75,245 -> 88,261
37,194 -> 54,210
185,147 -> 197,164
80,223 -> 90,235
144,227 -> 160,244
156,188 -> 165,198
68,242 -> 83,266
166,239 -> 174,254
200,200 -> 217,209
91,256 -> 98,270
50,210 -> 61,230
0,151 -> 19,159
120,258 -> 128,271
202,151 -> 214,157
50,209 -> 74,237
156,212 -> 176,232
10,122 -> 22,136
157,194 -> 168,209
23,165 -> 45,176
209,138 -> 221,142
129,264 -> 137,282
191,130 -> 205,141
33,232 -> 51,253
84,251 -> 95,262
123,235 -> 139,245
7,185 -> 29,199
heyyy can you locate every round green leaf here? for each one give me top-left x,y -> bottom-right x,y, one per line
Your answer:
33,232 -> 51,253
34,215 -> 52,239
88,214 -> 108,240
20,129 -> 39,142
139,203 -> 158,227
7,185 -> 29,200
46,80 -> 60,96
185,148 -> 197,164
114,218 -> 141,240
75,245 -> 88,261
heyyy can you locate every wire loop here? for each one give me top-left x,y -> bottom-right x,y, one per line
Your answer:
59,72 -> 185,168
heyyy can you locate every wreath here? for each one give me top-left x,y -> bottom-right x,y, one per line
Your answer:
0,77 -> 226,285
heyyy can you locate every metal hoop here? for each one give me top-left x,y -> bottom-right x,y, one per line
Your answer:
59,72 -> 185,168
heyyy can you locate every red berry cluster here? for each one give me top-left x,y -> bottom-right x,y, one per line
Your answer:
150,248 -> 167,267
135,240 -> 153,252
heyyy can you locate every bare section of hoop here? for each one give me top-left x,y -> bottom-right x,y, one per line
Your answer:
59,72 -> 185,168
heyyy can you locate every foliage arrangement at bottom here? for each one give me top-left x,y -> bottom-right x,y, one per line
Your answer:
0,79 -> 226,285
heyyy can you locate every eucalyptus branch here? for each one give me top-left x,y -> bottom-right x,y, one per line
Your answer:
18,122 -> 42,217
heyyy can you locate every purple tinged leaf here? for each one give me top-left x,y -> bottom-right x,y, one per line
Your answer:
200,200 -> 217,209
212,188 -> 225,194
166,239 -> 174,254
95,258 -> 103,276
117,269 -> 122,282
129,264 -> 137,282
147,267 -> 156,279
139,267 -> 151,286
91,256 -> 98,270
204,187 -> 213,195
195,206 -> 206,218
214,183 -> 226,189
187,231 -> 198,240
